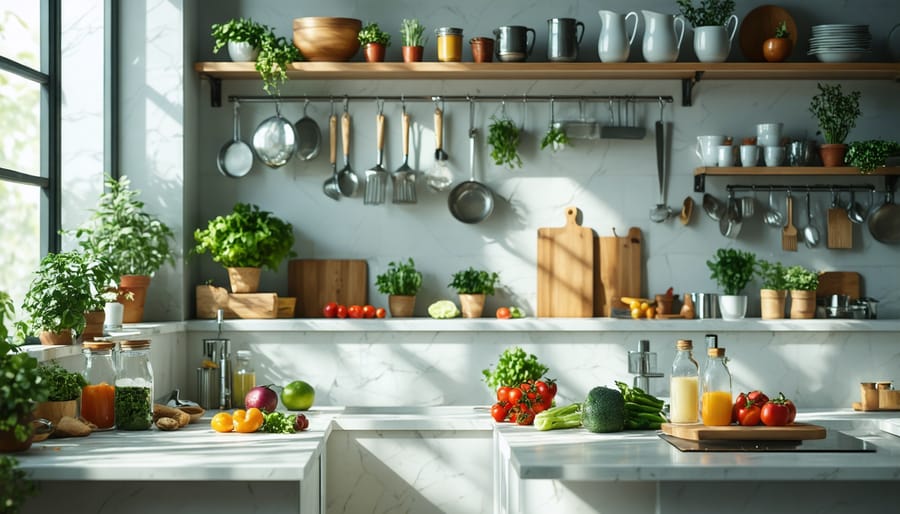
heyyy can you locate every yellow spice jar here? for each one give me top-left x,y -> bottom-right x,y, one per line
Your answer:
435,27 -> 463,62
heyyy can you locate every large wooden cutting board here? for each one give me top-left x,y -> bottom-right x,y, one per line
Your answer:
537,206 -> 595,317
817,271 -> 861,300
288,259 -> 367,317
598,227 -> 642,317
661,423 -> 826,441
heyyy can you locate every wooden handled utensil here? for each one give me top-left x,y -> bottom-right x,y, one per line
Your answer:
827,190 -> 853,249
782,191 -> 798,251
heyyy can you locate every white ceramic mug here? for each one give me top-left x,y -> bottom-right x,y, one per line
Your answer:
764,145 -> 785,166
696,135 -> 726,166
740,145 -> 759,167
756,122 -> 783,147
717,145 -> 735,167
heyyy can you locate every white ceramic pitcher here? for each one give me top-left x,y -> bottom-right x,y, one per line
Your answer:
693,15 -> 739,62
597,10 -> 639,63
641,10 -> 685,63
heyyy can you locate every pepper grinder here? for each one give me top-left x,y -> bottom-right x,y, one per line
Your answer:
216,309 -> 232,410
628,339 -> 665,393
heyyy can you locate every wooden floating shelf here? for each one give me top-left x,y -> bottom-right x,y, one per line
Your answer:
693,166 -> 900,192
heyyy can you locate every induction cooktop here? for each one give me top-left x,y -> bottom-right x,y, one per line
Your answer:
659,430 -> 876,452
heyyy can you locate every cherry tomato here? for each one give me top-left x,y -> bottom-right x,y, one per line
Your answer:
496,307 -> 511,319
210,412 -> 234,433
515,407 -> 535,425
785,398 -> 797,423
323,302 -> 338,318
362,305 -> 376,318
375,307 -> 386,318
491,402 -> 510,422
497,386 -> 512,403
747,390 -> 769,408
348,305 -> 363,319
336,305 -> 348,318
737,401 -> 761,426
520,381 -> 532,392
761,400 -> 791,426
540,394 -> 554,411
507,388 -> 523,404
535,380 -> 550,398
532,401 -> 547,414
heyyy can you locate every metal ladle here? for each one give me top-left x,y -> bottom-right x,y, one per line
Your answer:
763,188 -> 785,227
650,98 -> 673,223
847,190 -> 866,224
802,191 -> 820,248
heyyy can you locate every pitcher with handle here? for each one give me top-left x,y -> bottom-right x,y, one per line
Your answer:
641,10 -> 685,63
693,14 -> 738,62
547,18 -> 585,62
598,10 -> 639,63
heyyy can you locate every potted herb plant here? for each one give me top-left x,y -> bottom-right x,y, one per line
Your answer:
194,203 -> 296,294
211,17 -> 270,62
488,115 -> 523,169
375,258 -> 423,317
358,22 -> 391,62
34,363 -> 87,425
706,248 -> 756,320
400,18 -> 426,62
448,267 -> 500,318
809,82 -> 862,167
677,0 -> 738,63
762,20 -> 792,62
845,139 -> 900,174
784,265 -> 819,319
72,175 -> 175,323
757,259 -> 788,319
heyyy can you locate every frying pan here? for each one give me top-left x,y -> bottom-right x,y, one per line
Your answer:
868,191 -> 900,244
293,99 -> 321,161
448,100 -> 494,224
252,102 -> 297,168
217,101 -> 253,178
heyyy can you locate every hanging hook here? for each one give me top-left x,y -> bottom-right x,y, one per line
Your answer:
401,95 -> 407,114
330,97 -> 335,116
376,98 -> 385,115
469,97 -> 476,137
342,96 -> 349,113
658,96 -> 665,122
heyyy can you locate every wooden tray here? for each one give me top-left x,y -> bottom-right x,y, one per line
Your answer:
661,422 -> 826,441
195,285 -> 278,319
852,402 -> 900,412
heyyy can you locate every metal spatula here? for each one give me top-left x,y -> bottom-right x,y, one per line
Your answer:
364,111 -> 388,205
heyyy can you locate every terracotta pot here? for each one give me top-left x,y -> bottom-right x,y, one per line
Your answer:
790,290 -> 817,319
227,267 -> 261,293
760,289 -> 787,319
0,418 -> 34,453
402,45 -> 424,62
470,37 -> 494,62
119,274 -> 151,323
81,310 -> 106,342
34,399 -> 77,425
459,293 -> 486,318
762,38 -> 792,62
388,295 -> 416,317
363,42 -> 386,62
39,329 -> 73,346
819,143 -> 848,167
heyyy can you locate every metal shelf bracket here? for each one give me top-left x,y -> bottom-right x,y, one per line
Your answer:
209,77 -> 222,107
682,71 -> 703,107
693,173 -> 706,192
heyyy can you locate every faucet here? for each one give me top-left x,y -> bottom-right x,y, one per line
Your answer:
628,340 -> 664,393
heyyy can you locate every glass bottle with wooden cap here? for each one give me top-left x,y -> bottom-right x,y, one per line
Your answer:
115,340 -> 154,430
670,339 -> 699,424
82,341 -> 117,430
701,345 -> 732,426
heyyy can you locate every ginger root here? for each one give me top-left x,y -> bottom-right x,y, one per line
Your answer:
155,417 -> 180,431
51,416 -> 92,438
153,403 -> 190,427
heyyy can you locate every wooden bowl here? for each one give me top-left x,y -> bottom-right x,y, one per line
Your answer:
293,17 -> 362,62
178,405 -> 206,423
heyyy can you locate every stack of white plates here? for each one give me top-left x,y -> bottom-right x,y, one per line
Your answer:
808,24 -> 871,62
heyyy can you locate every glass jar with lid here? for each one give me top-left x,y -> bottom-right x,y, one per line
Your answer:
115,340 -> 153,430
435,27 -> 463,62
669,339 -> 699,424
82,341 -> 117,430
231,350 -> 256,409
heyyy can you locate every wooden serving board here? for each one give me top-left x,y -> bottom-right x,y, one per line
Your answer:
195,285 -> 278,319
817,271 -> 861,300
826,206 -> 853,249
661,423 -> 827,441
288,259 -> 367,318
537,207 -> 595,317
598,227 -> 642,317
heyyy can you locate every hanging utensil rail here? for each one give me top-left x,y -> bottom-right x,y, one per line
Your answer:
725,184 -> 877,193
227,94 -> 674,105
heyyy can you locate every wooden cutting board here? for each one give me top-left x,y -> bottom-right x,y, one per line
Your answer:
537,206 -> 595,317
661,423 -> 827,441
827,205 -> 853,249
598,227 -> 642,317
195,285 -> 278,319
817,271 -> 861,300
288,259 -> 367,317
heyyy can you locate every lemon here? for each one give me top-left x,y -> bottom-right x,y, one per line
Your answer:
428,300 -> 460,319
281,380 -> 315,411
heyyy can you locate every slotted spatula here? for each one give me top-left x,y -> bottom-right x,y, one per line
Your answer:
782,191 -> 798,251
364,112 -> 388,205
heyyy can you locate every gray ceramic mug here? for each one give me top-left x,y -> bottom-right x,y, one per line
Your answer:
494,25 -> 536,62
547,18 -> 585,61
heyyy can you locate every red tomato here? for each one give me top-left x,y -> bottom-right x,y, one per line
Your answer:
535,380 -> 550,398
362,305 -> 376,318
507,388 -> 523,404
520,381 -> 532,392
497,386 -> 512,403
785,398 -> 797,423
323,302 -> 338,318
540,394 -> 553,411
348,305 -> 363,319
515,407 -> 535,425
747,390 -> 769,407
336,305 -> 348,318
737,401 -> 761,426
732,392 -> 747,423
532,401 -> 546,414
761,400 -> 791,426
375,307 -> 386,318
491,402 -> 510,422
547,379 -> 558,398
496,307 -> 511,319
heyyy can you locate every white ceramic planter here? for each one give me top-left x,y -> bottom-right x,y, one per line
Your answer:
227,41 -> 260,62
693,16 -> 738,63
718,294 -> 747,320
103,301 -> 124,332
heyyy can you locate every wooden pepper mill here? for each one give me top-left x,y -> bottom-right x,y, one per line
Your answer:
680,294 -> 695,319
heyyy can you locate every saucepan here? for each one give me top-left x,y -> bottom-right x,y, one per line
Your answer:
868,191 -> 900,244
252,102 -> 297,168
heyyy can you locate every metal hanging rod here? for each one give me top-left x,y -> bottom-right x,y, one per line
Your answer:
726,184 -> 877,193
227,94 -> 674,105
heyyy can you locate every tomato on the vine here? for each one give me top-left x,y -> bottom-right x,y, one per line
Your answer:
784,398 -> 797,423
761,397 -> 791,426
515,407 -> 535,425
497,386 -> 512,403
491,402 -> 510,422
747,390 -> 769,407
507,388 -> 523,404
323,302 -> 338,318
736,400 -> 761,426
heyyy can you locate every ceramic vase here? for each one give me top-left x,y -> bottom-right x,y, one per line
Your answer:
718,294 -> 747,320
692,16 -> 738,63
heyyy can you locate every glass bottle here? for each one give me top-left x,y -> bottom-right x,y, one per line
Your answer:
115,340 -> 153,430
701,346 -> 732,426
82,341 -> 117,430
669,339 -> 699,424
232,350 -> 256,409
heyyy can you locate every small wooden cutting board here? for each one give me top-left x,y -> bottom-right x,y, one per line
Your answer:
661,422 -> 826,441
827,205 -> 853,249
537,206 -> 595,317
817,271 -> 861,300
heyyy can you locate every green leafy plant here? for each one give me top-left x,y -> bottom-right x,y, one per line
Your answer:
358,22 -> 391,46
211,17 -> 271,54
487,117 -> 522,169
193,203 -> 296,271
256,35 -> 300,95
20,251 -> 103,335
676,0 -> 736,27
757,259 -> 788,291
72,174 -> 175,279
706,248 -> 756,295
540,125 -> 570,151
784,265 -> 819,291
448,267 -> 500,295
0,290 -> 12,344
809,82 -> 862,145
845,139 -> 900,173
774,20 -> 789,38
400,18 -> 426,47
375,258 -> 423,296
37,363 -> 87,402
482,346 -> 549,390
1,454 -> 38,514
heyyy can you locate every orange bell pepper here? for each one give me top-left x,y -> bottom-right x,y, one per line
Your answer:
232,408 -> 264,433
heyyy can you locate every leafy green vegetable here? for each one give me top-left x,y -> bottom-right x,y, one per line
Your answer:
540,125 -> 570,151
509,306 -> 525,318
582,386 -> 625,433
194,203 -> 296,271
487,118 -> 523,169
115,386 -> 152,430
38,363 -> 88,402
448,267 -> 499,295
845,139 -> 900,173
262,411 -> 297,433
534,403 -> 582,431
615,381 -> 666,430
375,258 -> 423,296
482,347 -> 549,390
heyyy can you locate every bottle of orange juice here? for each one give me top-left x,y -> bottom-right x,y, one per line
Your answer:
701,344 -> 732,426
